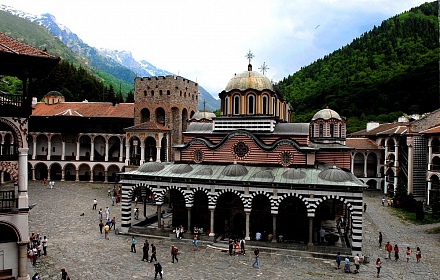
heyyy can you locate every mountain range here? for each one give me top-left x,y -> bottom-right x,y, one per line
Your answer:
0,4 -> 220,111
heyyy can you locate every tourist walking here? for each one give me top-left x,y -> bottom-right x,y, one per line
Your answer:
378,232 -> 383,248
131,237 -> 137,253
99,221 -> 104,234
228,238 -> 233,256
252,247 -> 260,269
61,268 -> 69,280
354,253 -> 360,274
335,252 -> 341,269
171,245 -> 179,263
406,247 -> 412,262
240,238 -> 246,255
141,239 -> 149,261
416,247 -> 421,263
110,216 -> 116,232
192,236 -> 199,251
385,241 -> 392,259
319,227 -> 326,244
154,262 -> 163,279
376,258 -> 382,278
394,244 -> 399,261
104,224 -> 110,240
105,206 -> 110,220
93,198 -> 97,210
364,203 -> 367,212
42,236 -> 48,255
150,243 -> 157,263
98,208 -> 103,222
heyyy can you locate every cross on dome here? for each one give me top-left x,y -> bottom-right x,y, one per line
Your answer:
245,50 -> 254,65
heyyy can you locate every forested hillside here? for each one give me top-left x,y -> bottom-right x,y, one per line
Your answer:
278,1 -> 439,133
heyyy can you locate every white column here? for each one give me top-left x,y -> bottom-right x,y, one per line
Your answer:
46,141 -> 51,160
350,154 -> 354,173
209,208 -> 215,237
119,141 -> 124,162
105,141 -> 109,161
140,143 -> 146,164
428,142 -> 432,171
0,140 -> 3,155
18,148 -> 29,209
156,144 -> 161,162
427,181 -> 432,205
363,153 -> 367,177
76,141 -> 80,161
407,139 -> 414,195
124,144 -> 130,165
90,141 -> 95,161
32,139 -> 37,160
245,211 -> 250,240
17,241 -> 29,280
61,140 -> 65,160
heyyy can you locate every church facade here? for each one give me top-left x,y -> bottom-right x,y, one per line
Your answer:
120,63 -> 366,255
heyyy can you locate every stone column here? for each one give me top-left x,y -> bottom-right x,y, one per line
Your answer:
140,144 -> 145,164
125,144 -> 130,165
272,214 -> 277,243
61,140 -> 65,160
407,138 -> 414,195
17,241 -> 29,280
90,141 -> 95,161
119,141 -> 124,162
61,169 -> 65,182
105,141 -> 109,162
363,153 -> 367,177
31,168 -> 35,181
427,181 -> 432,205
245,211 -> 250,240
0,171 -> 3,184
157,204 -> 162,228
32,140 -> 37,160
89,167 -> 94,183
156,144 -> 162,162
47,168 -> 51,181
75,169 -> 79,182
76,141 -> 80,161
209,208 -> 215,237
104,171 -> 108,183
18,148 -> 29,209
187,207 -> 192,231
308,217 -> 314,246
47,141 -> 51,160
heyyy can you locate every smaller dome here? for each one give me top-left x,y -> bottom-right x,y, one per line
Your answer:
191,110 -> 216,121
225,70 -> 273,92
194,168 -> 213,176
250,170 -> 274,182
138,162 -> 165,173
282,169 -> 306,180
45,90 -> 63,97
312,108 -> 341,120
318,166 -> 352,182
170,164 -> 193,174
221,164 -> 248,177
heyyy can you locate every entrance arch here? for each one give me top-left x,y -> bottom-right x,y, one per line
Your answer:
250,194 -> 272,240
214,192 -> 245,237
191,190 -> 209,232
277,196 -> 308,243
163,188 -> 186,229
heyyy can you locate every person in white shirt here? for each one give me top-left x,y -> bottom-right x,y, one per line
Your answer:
255,231 -> 261,241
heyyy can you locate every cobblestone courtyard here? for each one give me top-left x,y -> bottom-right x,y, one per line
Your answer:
27,181 -> 440,279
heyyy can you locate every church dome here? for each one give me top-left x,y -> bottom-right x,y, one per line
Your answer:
318,166 -> 352,182
191,110 -> 216,121
138,162 -> 165,173
312,108 -> 341,120
221,163 -> 248,177
225,69 -> 273,92
170,164 -> 193,174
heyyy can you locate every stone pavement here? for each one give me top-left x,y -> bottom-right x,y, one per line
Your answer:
27,181 -> 440,279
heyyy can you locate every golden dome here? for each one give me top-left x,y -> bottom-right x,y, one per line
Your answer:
225,70 -> 273,92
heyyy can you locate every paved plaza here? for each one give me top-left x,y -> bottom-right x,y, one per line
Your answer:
27,181 -> 440,279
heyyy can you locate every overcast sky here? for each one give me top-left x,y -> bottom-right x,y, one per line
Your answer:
0,0 -> 429,94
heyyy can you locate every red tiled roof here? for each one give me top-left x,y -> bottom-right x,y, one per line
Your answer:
0,32 -> 58,59
125,121 -> 170,131
349,122 -> 409,137
32,102 -> 134,118
346,138 -> 383,150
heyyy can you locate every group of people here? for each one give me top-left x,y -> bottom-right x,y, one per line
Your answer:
382,239 -> 422,263
228,238 -> 246,256
96,205 -> 116,239
27,232 -> 48,266
128,237 -> 170,279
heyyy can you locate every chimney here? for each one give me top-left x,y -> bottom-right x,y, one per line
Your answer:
31,97 -> 38,107
366,122 -> 380,132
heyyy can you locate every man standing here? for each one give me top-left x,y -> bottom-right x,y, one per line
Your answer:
42,236 -> 48,255
150,243 -> 157,263
240,238 -> 246,255
93,198 -> 97,210
385,241 -> 392,259
363,203 -> 367,212
104,224 -> 110,240
319,227 -> 326,244
141,239 -> 149,261
171,245 -> 178,263
154,262 -> 163,279
131,237 -> 137,253
353,253 -> 360,274
252,247 -> 260,269
105,206 -> 110,220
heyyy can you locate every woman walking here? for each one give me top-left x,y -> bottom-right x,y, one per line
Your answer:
394,244 -> 399,261
406,247 -> 412,263
416,247 -> 421,263
376,258 -> 382,278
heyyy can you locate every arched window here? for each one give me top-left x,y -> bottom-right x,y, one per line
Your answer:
159,90 -> 163,95
247,94 -> 255,115
330,124 -> 334,137
224,97 -> 229,116
339,124 -> 342,138
262,95 -> 269,115
233,95 -> 240,115
319,124 -> 323,137
311,124 -> 315,137
272,97 -> 276,116
151,90 -> 154,96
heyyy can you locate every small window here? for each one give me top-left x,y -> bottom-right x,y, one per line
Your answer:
167,90 -> 170,95
42,147 -> 45,152
319,124 -> 323,137
144,90 -> 147,97
159,90 -> 163,95
330,124 -> 334,137
151,90 -> 154,96
52,147 -> 55,152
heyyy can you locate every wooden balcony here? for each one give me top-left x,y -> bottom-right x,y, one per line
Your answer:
0,92 -> 31,118
0,190 -> 18,213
